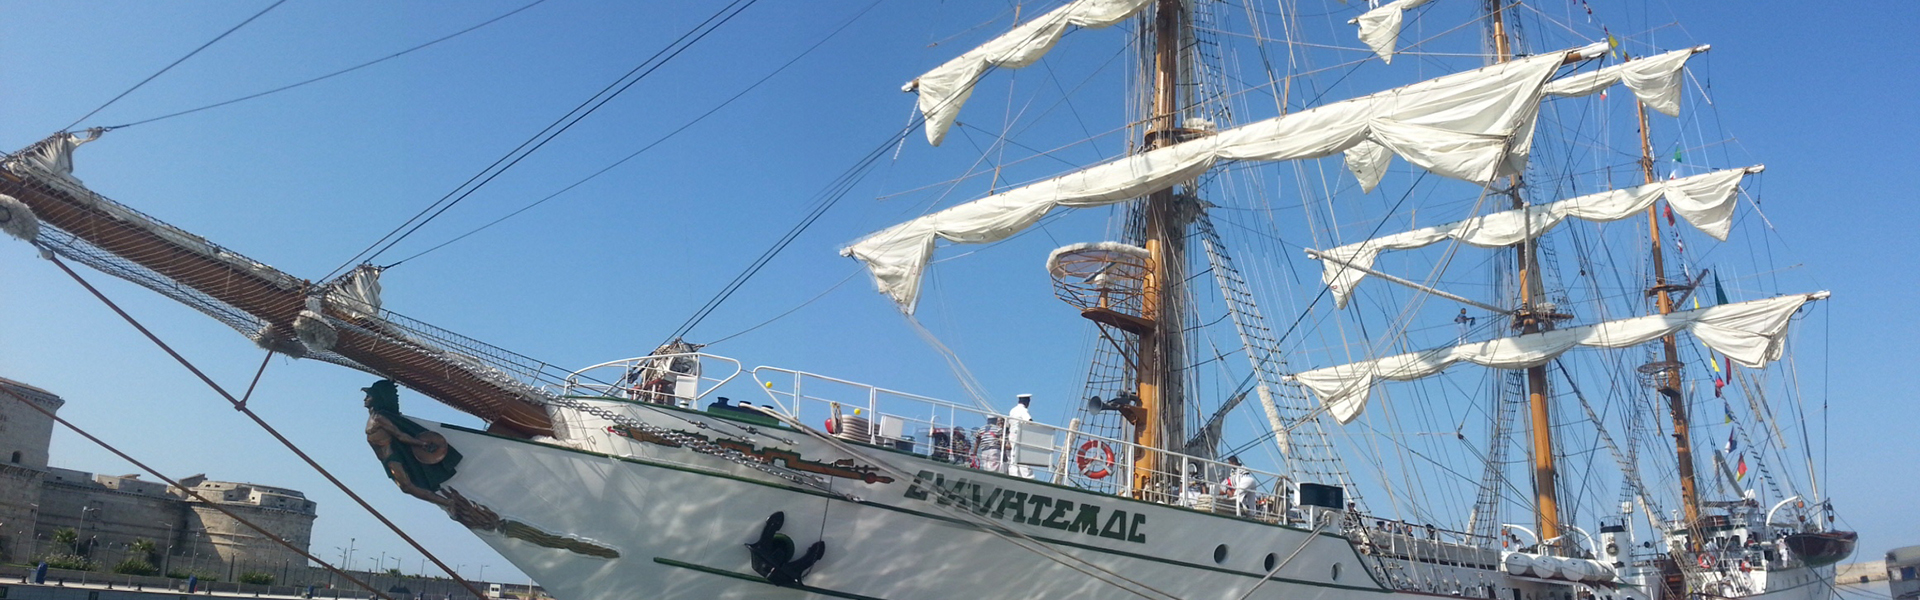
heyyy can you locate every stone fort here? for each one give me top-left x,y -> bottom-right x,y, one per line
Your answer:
0,377 -> 316,578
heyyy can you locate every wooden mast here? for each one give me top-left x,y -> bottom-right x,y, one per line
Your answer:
1133,0 -> 1188,498
1488,1 -> 1564,552
1636,92 -> 1705,539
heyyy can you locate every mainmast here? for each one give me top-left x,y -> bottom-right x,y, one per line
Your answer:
1133,0 -> 1191,497
1636,90 -> 1705,536
1488,1 -> 1565,552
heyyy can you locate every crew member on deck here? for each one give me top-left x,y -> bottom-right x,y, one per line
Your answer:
1006,394 -> 1034,478
977,417 -> 1004,472
1223,455 -> 1256,516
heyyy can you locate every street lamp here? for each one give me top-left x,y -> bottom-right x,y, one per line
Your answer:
189,530 -> 203,574
77,506 -> 99,553
477,565 -> 488,583
158,520 -> 177,575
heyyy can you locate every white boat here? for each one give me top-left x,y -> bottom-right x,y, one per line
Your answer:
0,1 -> 1854,599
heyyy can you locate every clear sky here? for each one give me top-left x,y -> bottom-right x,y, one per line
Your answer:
3,0 -> 1916,588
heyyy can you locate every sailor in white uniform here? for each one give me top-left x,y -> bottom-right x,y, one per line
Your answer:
1006,394 -> 1034,478
1224,455 -> 1257,515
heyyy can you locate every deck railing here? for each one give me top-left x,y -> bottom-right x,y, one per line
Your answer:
557,355 -> 1314,522
748,365 -> 1300,521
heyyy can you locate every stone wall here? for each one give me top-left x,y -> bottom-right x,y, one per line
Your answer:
0,464 -> 44,563
0,378 -> 61,470
185,500 -> 316,578
0,377 -> 317,578
35,474 -> 181,568
0,377 -> 59,564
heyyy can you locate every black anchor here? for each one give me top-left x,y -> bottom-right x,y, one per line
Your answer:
745,511 -> 827,587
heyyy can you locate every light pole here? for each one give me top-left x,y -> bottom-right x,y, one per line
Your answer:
329,546 -> 347,588
158,520 -> 176,575
189,530 -> 203,575
77,506 -> 98,554
477,565 -> 488,583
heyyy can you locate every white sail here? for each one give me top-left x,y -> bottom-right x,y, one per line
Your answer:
1316,165 -> 1760,308
1493,47 -> 1701,190
1351,0 -> 1434,63
905,0 -> 1152,146
1543,47 -> 1703,117
1288,292 -> 1827,424
850,46 -> 1602,312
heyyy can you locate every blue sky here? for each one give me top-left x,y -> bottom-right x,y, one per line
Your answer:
3,0 -> 1916,586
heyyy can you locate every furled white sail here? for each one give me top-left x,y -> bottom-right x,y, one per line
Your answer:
1315,166 -> 1759,308
1543,47 -> 1703,117
1490,47 -> 1701,190
1289,292 -> 1826,423
906,0 -> 1152,146
850,47 -> 1599,312
1351,0 -> 1434,63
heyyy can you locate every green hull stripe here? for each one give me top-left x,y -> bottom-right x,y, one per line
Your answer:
444,423 -> 1389,592
652,557 -> 890,600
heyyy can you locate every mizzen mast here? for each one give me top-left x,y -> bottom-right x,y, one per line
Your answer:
1635,82 -> 1706,538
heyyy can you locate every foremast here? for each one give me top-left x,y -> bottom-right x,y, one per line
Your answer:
1133,0 -> 1191,498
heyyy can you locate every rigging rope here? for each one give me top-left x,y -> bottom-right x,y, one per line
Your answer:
328,0 -> 761,280
63,0 -> 290,131
704,268 -> 863,346
104,0 -> 553,130
386,0 -> 884,268
658,101 -> 927,346
34,245 -> 490,600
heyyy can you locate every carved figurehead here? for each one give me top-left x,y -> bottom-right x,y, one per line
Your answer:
363,379 -> 463,507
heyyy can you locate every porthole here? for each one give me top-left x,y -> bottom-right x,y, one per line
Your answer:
1331,563 -> 1343,580
1213,544 -> 1229,564
1264,553 -> 1278,572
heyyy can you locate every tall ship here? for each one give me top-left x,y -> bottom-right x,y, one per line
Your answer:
0,1 -> 1853,599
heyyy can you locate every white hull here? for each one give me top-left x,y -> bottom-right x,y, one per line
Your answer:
408,401 -> 1838,600
426,412 -> 1382,599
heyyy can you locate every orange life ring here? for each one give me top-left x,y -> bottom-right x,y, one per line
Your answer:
1075,440 -> 1115,479
1697,553 -> 1715,569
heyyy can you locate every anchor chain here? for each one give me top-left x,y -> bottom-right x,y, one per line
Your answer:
537,396 -> 842,495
